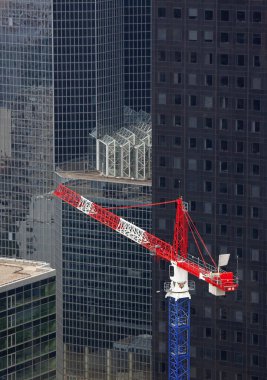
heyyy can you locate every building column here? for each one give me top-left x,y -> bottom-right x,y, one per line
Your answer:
84,346 -> 89,380
107,349 -> 111,380
129,352 -> 133,380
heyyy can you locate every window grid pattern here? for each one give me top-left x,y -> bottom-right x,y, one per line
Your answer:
0,276 -> 56,379
56,177 -> 152,379
0,0 -> 54,262
1,0 -> 152,379
153,2 -> 267,379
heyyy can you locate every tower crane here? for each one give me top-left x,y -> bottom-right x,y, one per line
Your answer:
53,183 -> 238,380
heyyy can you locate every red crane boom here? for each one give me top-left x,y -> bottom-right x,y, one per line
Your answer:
53,184 -> 238,294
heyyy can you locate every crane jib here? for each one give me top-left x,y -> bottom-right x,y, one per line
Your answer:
116,218 -> 149,245
53,184 -> 238,293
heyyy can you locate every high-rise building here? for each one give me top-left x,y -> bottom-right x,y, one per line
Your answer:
0,0 -> 55,261
55,174 -> 152,379
0,258 -> 56,379
0,1 -> 152,379
53,1 -> 124,166
152,2 -> 267,380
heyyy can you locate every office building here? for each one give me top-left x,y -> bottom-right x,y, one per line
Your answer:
0,1 -> 152,378
0,0 -> 55,262
0,0 -> 151,254
54,2 -> 152,378
152,2 -> 267,380
55,173 -> 152,379
0,258 -> 56,379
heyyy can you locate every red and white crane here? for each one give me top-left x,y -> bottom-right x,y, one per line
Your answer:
53,183 -> 238,380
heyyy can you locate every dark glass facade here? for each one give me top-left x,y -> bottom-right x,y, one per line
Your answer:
0,0 -> 54,260
54,1 -> 124,165
0,262 -> 56,379
152,2 -> 267,380
124,0 -> 151,114
55,175 -> 152,379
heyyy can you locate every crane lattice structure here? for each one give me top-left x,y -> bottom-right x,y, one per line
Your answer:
53,184 -> 238,380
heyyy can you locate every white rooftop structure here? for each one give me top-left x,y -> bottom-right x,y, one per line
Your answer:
95,108 -> 152,180
0,258 -> 55,292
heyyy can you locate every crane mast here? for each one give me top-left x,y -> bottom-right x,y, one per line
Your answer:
166,198 -> 191,380
53,183 -> 238,380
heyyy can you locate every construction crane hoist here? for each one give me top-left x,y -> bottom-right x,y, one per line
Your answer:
53,183 -> 238,380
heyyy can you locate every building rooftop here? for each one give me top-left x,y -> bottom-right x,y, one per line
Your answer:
56,169 -> 151,187
0,258 -> 55,291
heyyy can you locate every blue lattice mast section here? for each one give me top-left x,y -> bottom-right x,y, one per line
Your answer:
167,198 -> 191,380
168,297 -> 190,380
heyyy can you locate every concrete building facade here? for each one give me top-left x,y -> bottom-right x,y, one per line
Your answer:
152,2 -> 267,380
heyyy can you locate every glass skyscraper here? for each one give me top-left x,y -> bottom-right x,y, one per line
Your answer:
53,1 -> 124,166
0,1 -> 151,378
55,175 -> 152,379
0,0 -> 54,262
